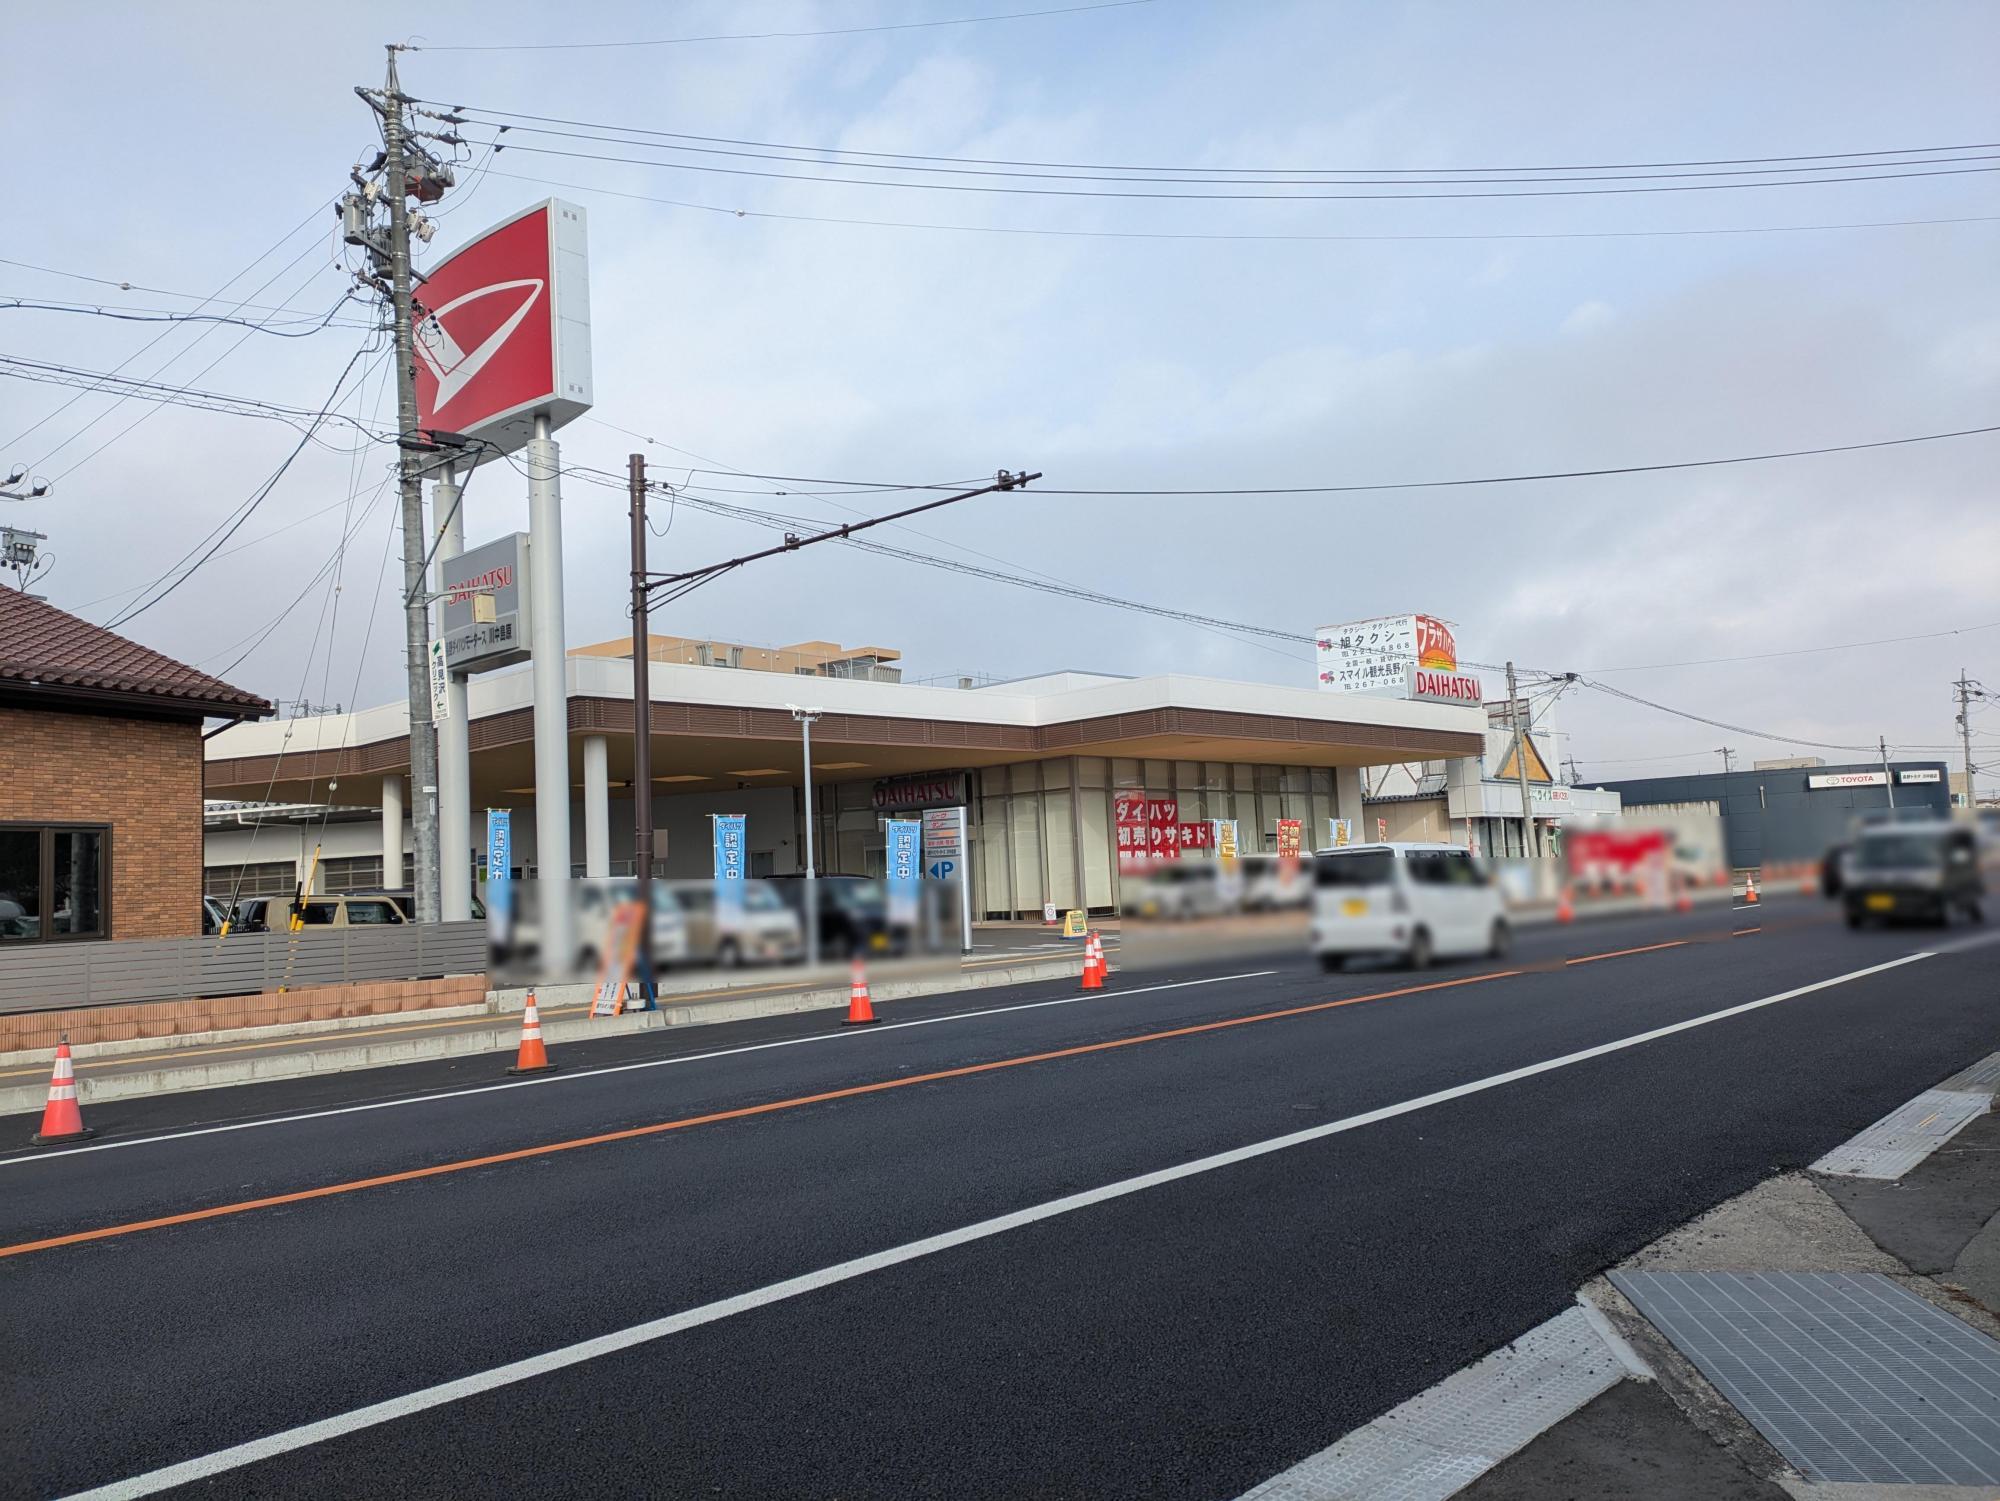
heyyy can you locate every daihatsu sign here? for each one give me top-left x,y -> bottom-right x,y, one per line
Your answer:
414,199 -> 592,459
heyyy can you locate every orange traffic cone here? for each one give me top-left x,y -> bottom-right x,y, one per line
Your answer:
31,1036 -> 94,1146
1745,875 -> 1760,905
843,959 -> 878,1026
1676,888 -> 1695,914
1555,884 -> 1575,924
1081,931 -> 1104,990
506,991 -> 557,1075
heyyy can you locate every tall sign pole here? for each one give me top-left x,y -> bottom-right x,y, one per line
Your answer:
1506,661 -> 1535,859
379,47 -> 441,923
434,461 -> 471,918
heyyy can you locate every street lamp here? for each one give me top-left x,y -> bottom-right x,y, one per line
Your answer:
789,705 -> 822,967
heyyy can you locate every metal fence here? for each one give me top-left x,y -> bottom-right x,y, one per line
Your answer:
0,921 -> 488,1014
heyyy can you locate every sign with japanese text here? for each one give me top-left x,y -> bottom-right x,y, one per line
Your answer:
872,774 -> 966,812
486,808 -> 512,931
1898,768 -> 1942,785
1276,818 -> 1303,867
1314,613 -> 1464,699
427,638 -> 450,723
1328,818 -> 1354,848
1214,820 -> 1239,864
710,814 -> 747,924
440,532 -> 532,672
1115,795 -> 1180,870
886,819 -> 921,926
414,200 -> 592,459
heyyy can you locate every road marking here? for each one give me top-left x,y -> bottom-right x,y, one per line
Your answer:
53,950 -> 1935,1501
1563,940 -> 1686,966
1733,926 -> 1762,936
0,970 -> 1277,1168
0,968 -> 1509,1257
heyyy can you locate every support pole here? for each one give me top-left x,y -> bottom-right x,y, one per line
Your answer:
435,467 -> 472,920
1506,662 -> 1536,859
528,415 -> 571,972
583,735 -> 610,878
629,456 -> 655,980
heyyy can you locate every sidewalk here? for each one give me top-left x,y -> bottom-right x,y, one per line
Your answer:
0,945 -> 1104,1115
1471,1055 -> 2000,1501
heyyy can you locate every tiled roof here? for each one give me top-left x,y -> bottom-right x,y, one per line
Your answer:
0,589 -> 271,717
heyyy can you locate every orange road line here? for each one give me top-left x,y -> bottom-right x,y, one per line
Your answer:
1733,927 -> 1762,936
1564,940 -> 1688,966
0,967 -> 1523,1260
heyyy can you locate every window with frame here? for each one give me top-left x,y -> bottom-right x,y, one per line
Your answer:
0,824 -> 111,942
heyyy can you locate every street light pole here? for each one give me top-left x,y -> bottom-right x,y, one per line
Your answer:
1880,734 -> 1896,811
790,705 -> 822,967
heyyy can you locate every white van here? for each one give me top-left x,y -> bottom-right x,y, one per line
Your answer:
1311,842 -> 1509,971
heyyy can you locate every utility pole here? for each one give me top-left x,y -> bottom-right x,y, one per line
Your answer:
361,46 -> 442,923
1879,734 -> 1896,811
629,454 -> 654,940
1505,662 -> 1536,859
1956,669 -> 1982,813
1717,746 -> 1735,775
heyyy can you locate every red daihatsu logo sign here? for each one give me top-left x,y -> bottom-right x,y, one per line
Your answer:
414,207 -> 556,439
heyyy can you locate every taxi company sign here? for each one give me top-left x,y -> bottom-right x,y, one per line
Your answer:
440,532 -> 531,672
1899,768 -> 1943,785
414,199 -> 593,459
1316,613 -> 1473,700
1808,771 -> 1887,790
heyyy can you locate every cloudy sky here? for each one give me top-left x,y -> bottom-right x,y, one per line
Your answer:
4,0 -> 1996,779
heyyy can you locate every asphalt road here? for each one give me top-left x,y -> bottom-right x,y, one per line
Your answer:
3,894 -> 1995,1500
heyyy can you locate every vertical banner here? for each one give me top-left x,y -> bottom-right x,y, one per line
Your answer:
886,818 -> 921,927
1328,818 -> 1354,848
1276,817 -> 1303,877
921,806 -> 972,951
711,814 -> 747,927
1147,798 -> 1181,863
428,638 -> 451,722
1114,794 -> 1148,873
486,808 -> 513,935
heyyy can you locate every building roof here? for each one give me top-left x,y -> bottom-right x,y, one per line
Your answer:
0,589 -> 271,719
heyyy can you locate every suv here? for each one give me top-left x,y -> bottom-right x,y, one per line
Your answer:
1311,842 -> 1508,971
1843,823 -> 1985,928
231,893 -> 410,931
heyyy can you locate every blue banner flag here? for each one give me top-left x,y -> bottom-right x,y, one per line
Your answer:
712,813 -> 748,926
886,818 -> 921,926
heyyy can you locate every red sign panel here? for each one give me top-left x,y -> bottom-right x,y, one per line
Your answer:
413,200 -> 590,456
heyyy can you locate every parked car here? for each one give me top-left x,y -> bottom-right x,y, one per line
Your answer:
231,893 -> 410,931
660,878 -> 803,966
201,896 -> 233,935
1131,861 -> 1236,921
766,875 -> 899,957
378,889 -> 487,921
1240,852 -> 1314,911
1842,822 -> 1985,928
1311,842 -> 1509,971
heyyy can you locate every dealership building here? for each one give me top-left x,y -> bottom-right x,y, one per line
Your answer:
202,637 -> 1488,919
1598,758 -> 1955,871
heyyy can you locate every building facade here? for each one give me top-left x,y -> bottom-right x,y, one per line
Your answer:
2,590 -> 270,942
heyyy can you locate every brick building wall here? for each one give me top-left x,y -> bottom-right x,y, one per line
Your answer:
0,705 -> 203,940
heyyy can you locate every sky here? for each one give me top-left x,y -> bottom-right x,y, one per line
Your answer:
2,0 -> 1996,781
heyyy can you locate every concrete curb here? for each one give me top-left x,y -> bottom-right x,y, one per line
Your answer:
0,956 -> 1086,1114
0,1001 -> 501,1071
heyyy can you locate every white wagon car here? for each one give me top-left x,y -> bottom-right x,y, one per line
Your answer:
1311,842 -> 1509,971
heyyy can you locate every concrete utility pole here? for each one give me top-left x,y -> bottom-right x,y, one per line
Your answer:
1505,661 -> 1536,859
1956,669 -> 1982,812
1879,734 -> 1896,811
628,453 -> 654,998
1717,747 -> 1735,775
379,47 -> 440,923
435,462 -> 471,918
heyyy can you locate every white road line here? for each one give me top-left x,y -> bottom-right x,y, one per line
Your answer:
0,970 -> 1279,1167
57,951 -> 1933,1501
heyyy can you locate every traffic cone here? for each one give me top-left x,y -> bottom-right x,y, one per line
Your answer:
505,991 -> 557,1075
1555,884 -> 1575,924
1676,887 -> 1694,914
1745,875 -> 1760,905
843,959 -> 878,1026
1081,932 -> 1104,990
30,1037 -> 94,1146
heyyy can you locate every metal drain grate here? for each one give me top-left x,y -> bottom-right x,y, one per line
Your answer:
1610,1270 -> 2000,1485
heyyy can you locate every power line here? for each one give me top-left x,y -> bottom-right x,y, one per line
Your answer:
410,0 -> 1156,51
1579,619 -> 2000,673
455,117 -> 2000,187
1,294 -> 367,335
486,137 -> 2000,201
669,422 -> 2000,496
1571,675 -> 1962,754
0,255 -> 372,322
480,165 -> 2000,244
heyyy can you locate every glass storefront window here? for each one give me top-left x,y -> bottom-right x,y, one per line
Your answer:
0,830 -> 40,940
0,825 -> 109,942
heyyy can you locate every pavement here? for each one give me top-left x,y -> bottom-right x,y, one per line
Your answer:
3,889 -> 1995,1499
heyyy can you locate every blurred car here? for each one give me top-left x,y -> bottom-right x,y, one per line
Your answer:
767,874 -> 898,957
231,893 -> 408,931
1131,861 -> 1235,921
202,896 -> 233,935
1842,823 -> 1985,928
379,888 -> 487,921
661,878 -> 803,965
1311,842 -> 1508,971
1820,843 -> 1851,899
1240,852 -> 1313,911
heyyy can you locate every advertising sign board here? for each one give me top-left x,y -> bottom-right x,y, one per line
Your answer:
1898,768 -> 1942,785
1315,613 -> 1464,698
711,814 -> 747,924
440,532 -> 532,672
886,819 -> 921,926
413,200 -> 593,459
872,774 -> 966,812
1808,771 -> 1888,790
